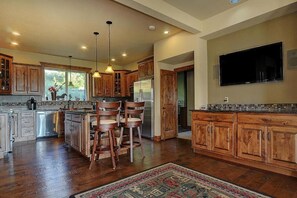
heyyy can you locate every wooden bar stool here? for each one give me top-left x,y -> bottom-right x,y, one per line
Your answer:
119,101 -> 145,163
89,101 -> 121,170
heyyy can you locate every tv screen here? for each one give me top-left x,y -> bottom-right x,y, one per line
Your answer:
219,42 -> 283,86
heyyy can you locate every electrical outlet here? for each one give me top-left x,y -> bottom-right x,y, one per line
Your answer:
224,97 -> 229,103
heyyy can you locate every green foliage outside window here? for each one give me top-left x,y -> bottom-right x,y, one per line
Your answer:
45,69 -> 87,101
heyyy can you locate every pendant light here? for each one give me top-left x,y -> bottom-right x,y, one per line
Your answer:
68,56 -> 74,87
105,21 -> 114,73
92,32 -> 101,78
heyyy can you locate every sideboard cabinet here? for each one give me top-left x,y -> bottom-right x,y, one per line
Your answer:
192,111 -> 297,177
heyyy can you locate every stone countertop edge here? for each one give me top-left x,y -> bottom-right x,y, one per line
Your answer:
191,109 -> 297,114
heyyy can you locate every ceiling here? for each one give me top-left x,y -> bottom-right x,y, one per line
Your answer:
0,0 -> 248,66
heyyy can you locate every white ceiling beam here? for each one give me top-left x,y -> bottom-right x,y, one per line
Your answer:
114,0 -> 203,34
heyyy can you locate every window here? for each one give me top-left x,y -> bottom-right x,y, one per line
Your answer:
44,69 -> 87,101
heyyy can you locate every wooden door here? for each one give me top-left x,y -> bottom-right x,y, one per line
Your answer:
103,74 -> 113,97
93,75 -> 104,96
27,66 -> 41,95
192,120 -> 210,150
71,121 -> 81,151
160,69 -> 177,140
13,64 -> 27,94
237,124 -> 266,162
212,122 -> 234,156
64,120 -> 72,145
267,126 -> 297,169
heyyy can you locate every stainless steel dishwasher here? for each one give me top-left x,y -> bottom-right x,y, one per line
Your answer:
36,110 -> 58,138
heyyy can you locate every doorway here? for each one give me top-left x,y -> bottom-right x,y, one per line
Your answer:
176,67 -> 194,140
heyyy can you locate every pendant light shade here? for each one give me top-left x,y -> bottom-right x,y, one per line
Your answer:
105,21 -> 114,73
93,32 -> 101,78
68,56 -> 74,87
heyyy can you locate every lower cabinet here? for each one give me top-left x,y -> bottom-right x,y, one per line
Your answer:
192,112 -> 235,157
64,113 -> 82,152
0,113 -> 9,159
192,111 -> 297,177
13,110 -> 36,142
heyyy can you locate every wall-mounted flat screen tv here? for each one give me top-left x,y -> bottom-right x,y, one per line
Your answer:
219,42 -> 283,86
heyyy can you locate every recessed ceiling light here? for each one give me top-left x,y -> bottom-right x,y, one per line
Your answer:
148,25 -> 156,31
11,41 -> 19,46
122,53 -> 127,57
81,46 -> 87,50
12,31 -> 20,36
164,31 -> 169,34
230,0 -> 240,4
111,58 -> 115,62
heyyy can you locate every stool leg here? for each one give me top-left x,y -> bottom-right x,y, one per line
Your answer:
118,127 -> 124,158
129,127 -> 133,163
137,126 -> 145,159
111,129 -> 119,161
108,130 -> 116,169
89,131 -> 98,170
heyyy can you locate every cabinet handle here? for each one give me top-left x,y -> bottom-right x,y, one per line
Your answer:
267,132 -> 271,141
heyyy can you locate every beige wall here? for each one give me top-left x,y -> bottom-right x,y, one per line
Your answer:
208,12 -> 297,104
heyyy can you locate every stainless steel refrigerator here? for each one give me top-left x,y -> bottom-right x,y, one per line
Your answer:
134,79 -> 154,139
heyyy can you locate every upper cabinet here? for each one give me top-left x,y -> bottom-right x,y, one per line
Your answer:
13,63 -> 42,95
138,57 -> 154,80
0,53 -> 13,95
92,73 -> 113,97
113,70 -> 127,97
126,70 -> 138,97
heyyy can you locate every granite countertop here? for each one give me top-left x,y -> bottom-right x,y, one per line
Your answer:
64,109 -> 96,114
191,109 -> 297,114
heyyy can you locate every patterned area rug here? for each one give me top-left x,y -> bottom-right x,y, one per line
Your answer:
70,163 -> 270,198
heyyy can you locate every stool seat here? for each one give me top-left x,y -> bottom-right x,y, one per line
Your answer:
93,119 -> 118,125
120,118 -> 142,123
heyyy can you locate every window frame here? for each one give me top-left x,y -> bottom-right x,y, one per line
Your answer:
41,62 -> 91,101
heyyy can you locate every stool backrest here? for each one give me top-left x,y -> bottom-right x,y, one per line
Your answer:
96,101 -> 121,126
124,101 -> 145,124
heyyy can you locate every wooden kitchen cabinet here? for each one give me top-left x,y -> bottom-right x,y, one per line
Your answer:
192,111 -> 297,177
138,57 -> 153,80
192,112 -> 235,157
0,53 -> 13,95
13,63 -> 42,95
237,113 -> 297,170
92,73 -> 113,97
113,70 -> 127,97
126,70 -> 138,96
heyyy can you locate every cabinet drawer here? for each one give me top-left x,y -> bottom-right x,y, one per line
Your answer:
72,114 -> 82,122
192,112 -> 236,122
21,112 -> 34,117
238,113 -> 297,127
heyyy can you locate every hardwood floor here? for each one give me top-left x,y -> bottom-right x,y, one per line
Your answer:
0,137 -> 297,198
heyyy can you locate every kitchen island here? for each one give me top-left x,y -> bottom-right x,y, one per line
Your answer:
64,110 -> 127,159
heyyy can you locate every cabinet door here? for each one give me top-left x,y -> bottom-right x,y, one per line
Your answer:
27,66 -> 41,95
93,75 -> 104,96
147,60 -> 154,77
64,120 -> 72,145
138,62 -> 147,79
13,64 -> 27,94
0,114 -> 8,153
192,120 -> 210,150
267,126 -> 297,169
237,124 -> 266,162
71,121 -> 81,151
103,74 -> 113,97
212,122 -> 234,156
